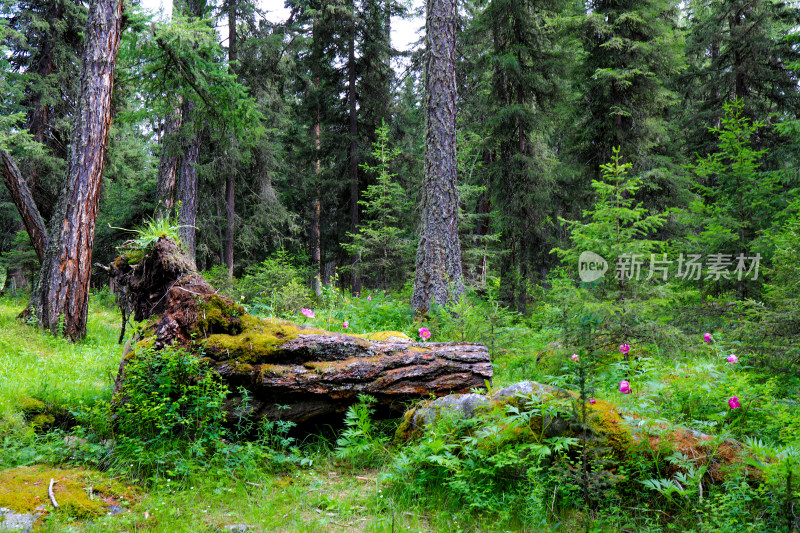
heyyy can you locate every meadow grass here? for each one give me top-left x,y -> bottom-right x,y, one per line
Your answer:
0,295 -> 122,434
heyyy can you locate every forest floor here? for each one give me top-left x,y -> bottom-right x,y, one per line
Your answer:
0,293 -> 798,532
0,295 -> 508,532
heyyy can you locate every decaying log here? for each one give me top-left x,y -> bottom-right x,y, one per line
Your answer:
110,237 -> 492,424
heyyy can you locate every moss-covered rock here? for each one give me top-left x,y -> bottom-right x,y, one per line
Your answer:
18,397 -> 45,414
399,381 -> 636,456
0,465 -> 136,520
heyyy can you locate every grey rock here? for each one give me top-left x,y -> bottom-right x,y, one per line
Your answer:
107,505 -> 125,516
223,525 -> 254,532
413,393 -> 490,428
493,381 -> 560,400
0,508 -> 36,533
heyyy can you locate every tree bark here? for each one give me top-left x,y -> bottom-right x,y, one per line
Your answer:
29,0 -> 124,340
223,0 -> 237,280
155,99 -> 183,218
310,196 -> 322,297
109,238 -> 492,424
0,150 -> 48,262
177,96 -> 200,264
348,0 -> 361,295
171,0 -> 204,266
412,0 -> 464,315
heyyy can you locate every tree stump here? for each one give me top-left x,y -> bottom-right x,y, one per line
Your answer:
110,237 -> 492,424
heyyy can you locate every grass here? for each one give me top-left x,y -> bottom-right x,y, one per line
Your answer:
0,294 -> 121,435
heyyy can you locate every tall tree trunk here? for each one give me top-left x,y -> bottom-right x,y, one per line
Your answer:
411,0 -> 464,315
29,0 -> 124,340
311,195 -> 322,297
348,0 -> 361,295
177,97 -> 200,265
1,150 -> 48,262
223,0 -> 237,280
730,5 -> 751,101
155,99 -> 183,217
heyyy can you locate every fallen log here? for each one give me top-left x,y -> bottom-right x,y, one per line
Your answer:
110,237 -> 492,424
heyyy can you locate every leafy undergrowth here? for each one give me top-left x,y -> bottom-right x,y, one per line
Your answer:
0,291 -> 798,532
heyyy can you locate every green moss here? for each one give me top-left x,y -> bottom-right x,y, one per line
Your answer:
394,407 -> 421,442
205,317 -> 301,364
134,337 -> 155,353
259,364 -> 288,377
18,397 -> 45,414
585,398 -> 634,456
226,361 -> 254,373
352,330 -> 412,342
194,295 -> 248,336
0,466 -> 136,519
30,413 -> 55,429
122,249 -> 144,265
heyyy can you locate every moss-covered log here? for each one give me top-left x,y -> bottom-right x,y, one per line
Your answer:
110,237 -> 492,424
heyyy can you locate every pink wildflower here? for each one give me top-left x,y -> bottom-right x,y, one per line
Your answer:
728,396 -> 741,409
301,308 -> 315,319
619,380 -> 631,394
571,354 -> 579,362
704,332 -> 712,343
727,354 -> 738,364
589,398 -> 596,405
343,321 -> 349,329
418,327 -> 431,340
619,344 -> 630,355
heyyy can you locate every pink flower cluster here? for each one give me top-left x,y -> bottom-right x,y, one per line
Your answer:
619,380 -> 631,394
728,396 -> 740,409
571,353 -> 579,362
301,308 -> 315,319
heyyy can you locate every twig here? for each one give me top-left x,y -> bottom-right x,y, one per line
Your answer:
175,286 -> 205,296
245,481 -> 263,487
48,478 -> 59,508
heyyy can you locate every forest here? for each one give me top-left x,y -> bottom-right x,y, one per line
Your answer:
0,0 -> 799,531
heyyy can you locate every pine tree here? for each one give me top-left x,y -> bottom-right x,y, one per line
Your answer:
466,0 -> 579,310
681,0 -> 800,157
577,0 -> 684,176
682,99 -> 783,296
343,121 -> 413,290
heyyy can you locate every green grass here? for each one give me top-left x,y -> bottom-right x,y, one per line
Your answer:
0,295 -> 122,434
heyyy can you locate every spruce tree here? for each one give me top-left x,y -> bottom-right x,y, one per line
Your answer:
577,0 -> 684,176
